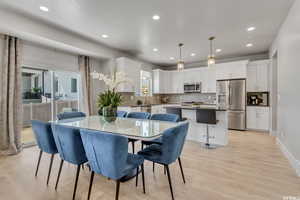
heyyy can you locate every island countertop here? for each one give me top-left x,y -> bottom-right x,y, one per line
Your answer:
163,105 -> 227,111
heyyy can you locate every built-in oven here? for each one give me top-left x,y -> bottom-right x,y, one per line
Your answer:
184,82 -> 201,93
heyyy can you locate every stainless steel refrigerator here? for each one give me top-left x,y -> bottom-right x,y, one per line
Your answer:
217,79 -> 246,130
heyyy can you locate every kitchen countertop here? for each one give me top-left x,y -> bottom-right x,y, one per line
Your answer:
163,105 -> 227,111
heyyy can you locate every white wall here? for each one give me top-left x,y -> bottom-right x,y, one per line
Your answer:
270,1 -> 300,175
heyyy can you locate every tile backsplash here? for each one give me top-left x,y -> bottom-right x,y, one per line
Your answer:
161,93 -> 217,104
120,93 -> 161,106
120,92 -> 216,106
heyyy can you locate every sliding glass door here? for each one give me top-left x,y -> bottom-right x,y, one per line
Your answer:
21,67 -> 81,146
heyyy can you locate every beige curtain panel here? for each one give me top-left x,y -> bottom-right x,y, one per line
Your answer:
79,55 -> 92,116
0,35 -> 23,155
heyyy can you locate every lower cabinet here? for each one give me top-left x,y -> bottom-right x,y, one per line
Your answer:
247,106 -> 269,131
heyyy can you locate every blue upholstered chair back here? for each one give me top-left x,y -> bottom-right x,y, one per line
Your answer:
56,112 -> 86,120
117,111 -> 127,118
161,122 -> 189,164
150,113 -> 180,122
51,124 -> 87,165
31,120 -> 58,154
126,112 -> 150,119
80,129 -> 128,180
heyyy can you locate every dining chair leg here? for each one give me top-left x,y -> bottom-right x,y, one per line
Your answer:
165,165 -> 175,200
164,166 -> 166,175
35,150 -> 43,177
135,166 -> 139,187
46,154 -> 55,186
141,164 -> 146,194
115,180 -> 120,200
55,159 -> 64,190
178,157 -> 186,184
72,165 -> 81,200
152,162 -> 155,173
131,141 -> 135,154
87,171 -> 95,200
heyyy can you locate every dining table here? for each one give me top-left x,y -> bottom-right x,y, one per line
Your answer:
52,115 -> 181,181
52,115 -> 180,141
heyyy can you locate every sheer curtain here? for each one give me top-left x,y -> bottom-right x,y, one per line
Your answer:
79,55 -> 92,116
0,35 -> 23,155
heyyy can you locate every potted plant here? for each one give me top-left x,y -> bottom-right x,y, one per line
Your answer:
91,69 -> 131,122
97,90 -> 122,122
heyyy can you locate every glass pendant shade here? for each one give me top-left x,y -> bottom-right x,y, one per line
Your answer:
207,55 -> 215,66
208,37 -> 216,67
177,43 -> 184,71
177,61 -> 185,71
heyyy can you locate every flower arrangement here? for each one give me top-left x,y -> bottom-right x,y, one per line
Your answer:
91,69 -> 131,121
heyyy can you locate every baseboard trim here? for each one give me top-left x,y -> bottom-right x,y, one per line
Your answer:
276,138 -> 300,177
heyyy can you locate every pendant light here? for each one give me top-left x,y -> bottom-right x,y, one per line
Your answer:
177,43 -> 184,71
207,36 -> 216,66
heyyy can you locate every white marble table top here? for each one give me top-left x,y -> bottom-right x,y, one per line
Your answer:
52,115 -> 180,140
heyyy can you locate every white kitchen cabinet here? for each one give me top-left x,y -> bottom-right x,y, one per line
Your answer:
153,69 -> 166,94
216,60 -> 248,80
202,66 -> 216,93
116,57 -> 141,95
247,106 -> 269,131
247,60 -> 269,92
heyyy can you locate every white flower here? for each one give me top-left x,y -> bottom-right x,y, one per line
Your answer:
90,70 -> 132,91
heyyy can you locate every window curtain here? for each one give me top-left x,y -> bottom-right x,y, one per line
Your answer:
79,55 -> 92,116
0,35 -> 23,155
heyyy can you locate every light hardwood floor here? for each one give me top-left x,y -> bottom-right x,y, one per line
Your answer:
0,131 -> 299,200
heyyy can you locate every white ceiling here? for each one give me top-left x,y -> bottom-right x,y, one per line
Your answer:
0,0 -> 295,66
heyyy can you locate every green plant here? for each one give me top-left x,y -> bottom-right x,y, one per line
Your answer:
32,87 -> 41,93
97,90 -> 122,109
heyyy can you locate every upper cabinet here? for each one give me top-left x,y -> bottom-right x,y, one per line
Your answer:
247,60 -> 270,92
153,67 -> 216,94
216,60 -> 248,80
116,57 -> 141,95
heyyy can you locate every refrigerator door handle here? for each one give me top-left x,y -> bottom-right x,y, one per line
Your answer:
228,83 -> 232,106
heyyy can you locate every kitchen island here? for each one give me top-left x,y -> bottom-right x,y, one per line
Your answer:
164,105 -> 229,146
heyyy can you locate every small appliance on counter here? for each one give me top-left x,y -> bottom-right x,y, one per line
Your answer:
247,92 -> 269,106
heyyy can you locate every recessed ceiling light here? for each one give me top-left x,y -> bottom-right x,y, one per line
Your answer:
153,48 -> 158,52
247,26 -> 256,32
101,34 -> 109,38
152,15 -> 160,20
246,43 -> 253,47
216,49 -> 222,53
190,53 -> 196,57
169,57 -> 175,60
39,6 -> 49,12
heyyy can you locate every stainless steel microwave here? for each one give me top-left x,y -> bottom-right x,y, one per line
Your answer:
184,82 -> 201,93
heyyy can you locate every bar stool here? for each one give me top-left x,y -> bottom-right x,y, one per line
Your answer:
165,107 -> 187,121
196,109 -> 218,149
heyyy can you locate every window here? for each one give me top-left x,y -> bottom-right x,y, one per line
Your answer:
71,78 -> 77,93
34,76 -> 39,88
140,70 -> 152,96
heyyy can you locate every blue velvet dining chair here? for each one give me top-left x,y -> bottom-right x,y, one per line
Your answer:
31,120 -> 58,186
56,111 -> 86,120
51,124 -> 88,200
138,122 -> 189,200
141,113 -> 180,172
144,113 -> 180,146
126,112 -> 151,154
117,110 -> 127,118
80,129 -> 146,200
